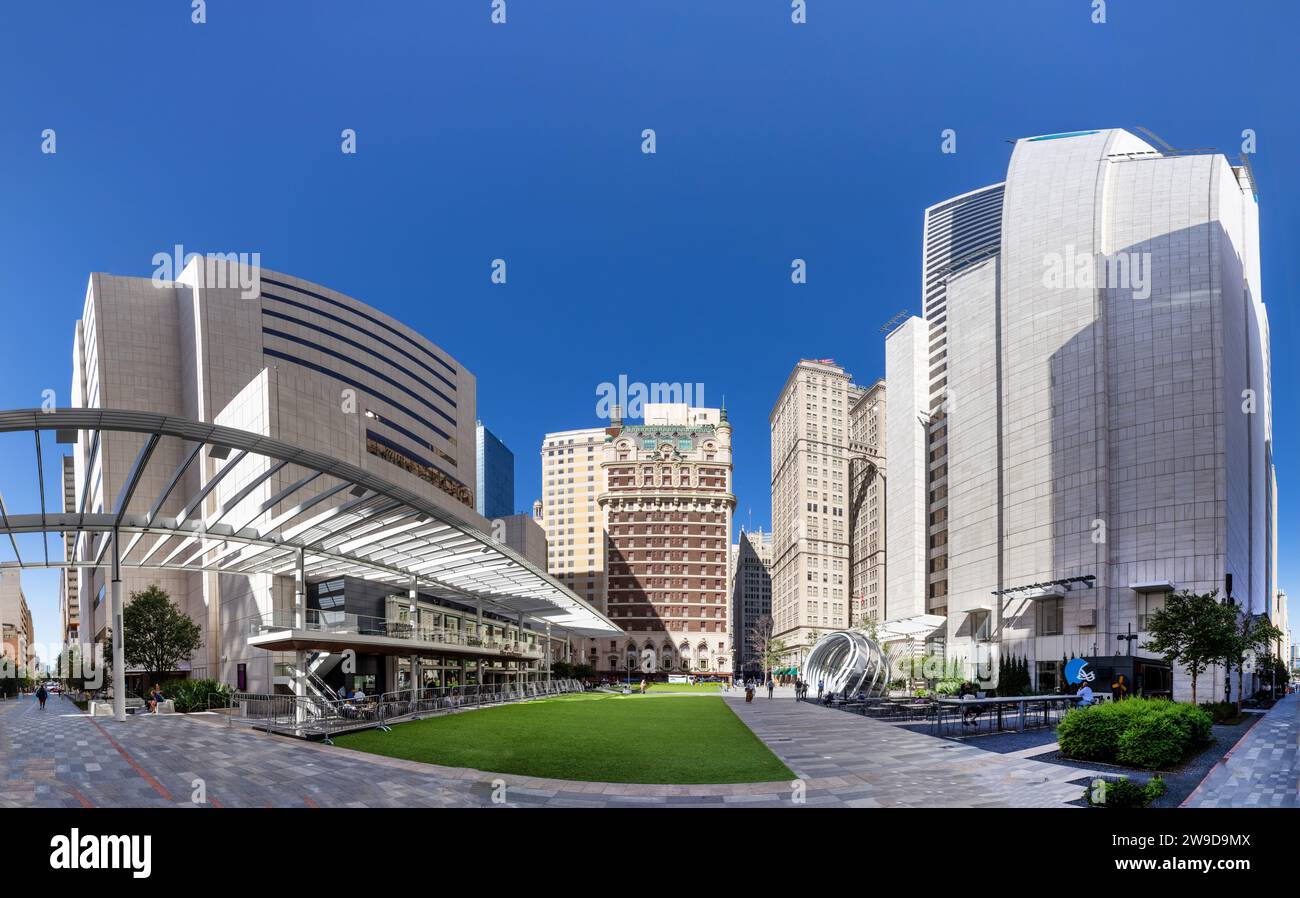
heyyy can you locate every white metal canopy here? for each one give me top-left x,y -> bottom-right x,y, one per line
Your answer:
0,408 -> 621,638
875,613 -> 947,643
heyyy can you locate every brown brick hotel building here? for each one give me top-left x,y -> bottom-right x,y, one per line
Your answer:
598,403 -> 736,681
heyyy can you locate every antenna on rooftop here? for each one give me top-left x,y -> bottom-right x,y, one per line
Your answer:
1135,126 -> 1178,154
879,308 -> 910,335
1130,126 -> 1215,158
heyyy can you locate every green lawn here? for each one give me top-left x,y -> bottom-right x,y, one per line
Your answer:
332,692 -> 792,784
644,682 -> 721,694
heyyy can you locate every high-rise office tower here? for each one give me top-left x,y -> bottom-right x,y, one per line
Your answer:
730,528 -> 773,677
0,570 -> 35,674
886,129 -> 1274,701
848,380 -> 887,627
59,454 -> 80,650
770,359 -> 860,667
475,420 -> 515,520
537,426 -> 608,622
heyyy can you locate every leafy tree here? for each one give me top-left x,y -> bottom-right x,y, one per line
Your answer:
747,615 -> 784,677
1226,613 -> 1284,710
1244,615 -> 1284,695
122,584 -> 203,688
1143,590 -> 1237,704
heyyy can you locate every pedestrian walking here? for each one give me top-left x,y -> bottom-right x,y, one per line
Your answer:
766,677 -> 775,700
817,678 -> 824,700
36,683 -> 48,710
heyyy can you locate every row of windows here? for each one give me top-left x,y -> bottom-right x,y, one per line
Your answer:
262,306 -> 456,406
263,327 -> 455,428
260,276 -> 458,377
263,346 -> 454,444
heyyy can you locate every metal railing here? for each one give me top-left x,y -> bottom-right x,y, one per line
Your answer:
214,678 -> 586,741
242,609 -> 542,657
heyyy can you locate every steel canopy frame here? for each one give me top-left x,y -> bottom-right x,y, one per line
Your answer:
0,407 -> 620,648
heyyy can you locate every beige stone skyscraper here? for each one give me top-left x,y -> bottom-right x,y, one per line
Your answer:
848,380 -> 887,627
537,426 -> 608,621
770,359 -> 868,668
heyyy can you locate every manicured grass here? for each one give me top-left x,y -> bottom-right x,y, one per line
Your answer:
644,683 -> 721,694
332,692 -> 792,784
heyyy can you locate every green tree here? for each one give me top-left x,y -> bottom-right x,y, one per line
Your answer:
1143,590 -> 1237,704
122,584 -> 203,688
1234,614 -> 1284,707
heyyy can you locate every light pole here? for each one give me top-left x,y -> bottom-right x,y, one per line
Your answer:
1224,573 -> 1235,703
1117,623 -> 1137,657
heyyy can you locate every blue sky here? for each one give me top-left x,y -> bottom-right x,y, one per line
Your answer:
2,0 -> 1298,656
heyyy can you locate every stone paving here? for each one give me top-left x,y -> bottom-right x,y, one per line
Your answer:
1,690 -> 1099,808
1182,693 -> 1299,808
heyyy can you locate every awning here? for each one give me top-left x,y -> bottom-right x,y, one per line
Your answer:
0,408 -> 622,638
1130,579 -> 1177,594
1021,584 -> 1068,600
876,613 -> 947,643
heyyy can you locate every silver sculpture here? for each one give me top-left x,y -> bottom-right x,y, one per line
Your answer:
804,630 -> 892,698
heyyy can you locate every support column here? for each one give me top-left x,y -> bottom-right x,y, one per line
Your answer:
293,548 -> 306,711
111,528 -> 125,722
545,622 -> 552,685
518,612 -> 525,688
475,600 -> 484,686
408,575 -> 420,694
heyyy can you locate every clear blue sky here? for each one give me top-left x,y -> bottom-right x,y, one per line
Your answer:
3,1 -> 1298,658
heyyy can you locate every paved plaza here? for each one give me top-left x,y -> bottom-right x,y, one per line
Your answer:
1182,693 -> 1300,808
1,690 -> 1293,808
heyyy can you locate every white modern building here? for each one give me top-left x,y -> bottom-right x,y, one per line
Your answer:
64,258 -> 616,697
886,129 -> 1275,702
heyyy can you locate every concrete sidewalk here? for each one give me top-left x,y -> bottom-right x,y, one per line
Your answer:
2,690 -> 1093,807
1183,693 -> 1299,808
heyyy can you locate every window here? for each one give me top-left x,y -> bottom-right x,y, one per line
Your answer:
1036,660 -> 1062,693
1036,598 -> 1063,636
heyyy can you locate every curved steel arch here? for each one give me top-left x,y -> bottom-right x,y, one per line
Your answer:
0,408 -> 618,637
804,630 -> 891,699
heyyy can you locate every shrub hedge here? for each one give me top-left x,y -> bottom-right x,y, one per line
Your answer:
1058,698 -> 1212,769
1084,775 -> 1166,808
159,678 -> 231,713
1199,701 -> 1240,724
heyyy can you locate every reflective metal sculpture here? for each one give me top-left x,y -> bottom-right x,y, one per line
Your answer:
803,630 -> 891,698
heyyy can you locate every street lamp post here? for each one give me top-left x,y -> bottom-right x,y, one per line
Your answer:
1224,573 -> 1235,703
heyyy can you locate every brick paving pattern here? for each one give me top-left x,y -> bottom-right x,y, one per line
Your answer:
1,690 -> 1099,808
1183,693 -> 1299,808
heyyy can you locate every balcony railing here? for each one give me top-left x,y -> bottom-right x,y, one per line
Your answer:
243,609 -> 541,656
